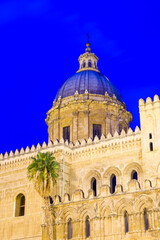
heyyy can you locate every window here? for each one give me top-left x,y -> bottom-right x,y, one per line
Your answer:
94,61 -> 96,68
91,177 -> 97,196
88,60 -> 92,67
150,142 -> 153,151
124,211 -> 129,233
49,196 -> 53,204
110,174 -> 116,194
131,170 -> 138,180
85,216 -> 90,238
68,219 -> 72,239
149,133 -> 152,139
15,194 -> 25,217
144,208 -> 149,231
93,124 -> 101,139
63,126 -> 70,142
83,61 -> 86,68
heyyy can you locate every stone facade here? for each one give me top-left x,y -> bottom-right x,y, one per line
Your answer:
0,44 -> 160,240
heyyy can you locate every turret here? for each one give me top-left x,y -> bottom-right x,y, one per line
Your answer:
139,94 -> 160,152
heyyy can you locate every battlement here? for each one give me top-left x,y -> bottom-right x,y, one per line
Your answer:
0,126 -> 141,166
139,94 -> 160,109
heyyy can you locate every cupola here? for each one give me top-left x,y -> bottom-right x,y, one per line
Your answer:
77,42 -> 99,73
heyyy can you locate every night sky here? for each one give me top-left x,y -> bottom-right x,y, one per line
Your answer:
0,1 -> 160,154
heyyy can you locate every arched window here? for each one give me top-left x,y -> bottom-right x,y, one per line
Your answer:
131,170 -> 138,180
15,194 -> 25,217
144,208 -> 149,231
68,218 -> 72,239
85,216 -> 90,238
124,211 -> 129,233
150,142 -> 153,151
149,133 -> 152,139
110,174 -> 116,194
94,61 -> 96,68
49,196 -> 53,204
88,60 -> 92,67
91,177 -> 97,196
83,61 -> 86,68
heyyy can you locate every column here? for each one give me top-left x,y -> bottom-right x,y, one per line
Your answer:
83,110 -> 90,139
54,117 -> 60,140
105,113 -> 111,135
72,111 -> 79,142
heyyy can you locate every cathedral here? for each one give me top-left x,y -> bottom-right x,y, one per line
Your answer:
0,42 -> 160,240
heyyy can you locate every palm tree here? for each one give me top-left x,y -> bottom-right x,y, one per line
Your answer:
27,151 -> 60,240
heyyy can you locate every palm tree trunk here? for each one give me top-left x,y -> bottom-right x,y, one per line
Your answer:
44,197 -> 53,240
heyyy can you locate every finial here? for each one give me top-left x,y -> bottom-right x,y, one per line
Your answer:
86,33 -> 90,47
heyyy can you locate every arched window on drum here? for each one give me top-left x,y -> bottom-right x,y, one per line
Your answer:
88,60 -> 92,67
83,61 -> 86,68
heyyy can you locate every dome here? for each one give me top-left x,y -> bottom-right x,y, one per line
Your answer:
55,70 -> 123,103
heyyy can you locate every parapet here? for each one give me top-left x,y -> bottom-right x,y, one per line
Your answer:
139,94 -> 160,109
0,126 -> 141,166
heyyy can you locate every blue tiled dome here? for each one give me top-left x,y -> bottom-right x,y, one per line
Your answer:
56,70 -> 123,103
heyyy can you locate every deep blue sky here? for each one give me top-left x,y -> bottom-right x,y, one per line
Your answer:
0,1 -> 160,154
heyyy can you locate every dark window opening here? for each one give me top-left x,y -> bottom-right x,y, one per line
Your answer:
124,211 -> 129,233
91,177 -> 97,196
149,133 -> 152,139
93,124 -> 101,139
83,61 -> 86,68
131,170 -> 138,180
63,126 -> 70,142
150,142 -> 153,151
88,60 -> 92,67
94,61 -> 96,68
110,174 -> 116,194
15,194 -> 25,217
68,219 -> 72,239
85,216 -> 90,238
49,196 -> 53,204
144,208 -> 149,231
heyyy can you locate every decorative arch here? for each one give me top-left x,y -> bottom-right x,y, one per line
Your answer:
99,201 -> 112,217
134,195 -> 154,212
83,170 -> 102,196
58,206 -> 77,222
103,167 -> 122,186
114,198 -> 133,215
79,204 -> 96,219
124,162 -> 143,185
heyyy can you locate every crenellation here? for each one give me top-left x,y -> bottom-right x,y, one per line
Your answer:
42,141 -> 47,148
36,143 -> 41,150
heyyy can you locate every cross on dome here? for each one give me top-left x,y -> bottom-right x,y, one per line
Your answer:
77,42 -> 99,73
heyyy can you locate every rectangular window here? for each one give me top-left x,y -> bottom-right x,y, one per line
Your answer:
63,126 -> 70,142
93,124 -> 101,139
